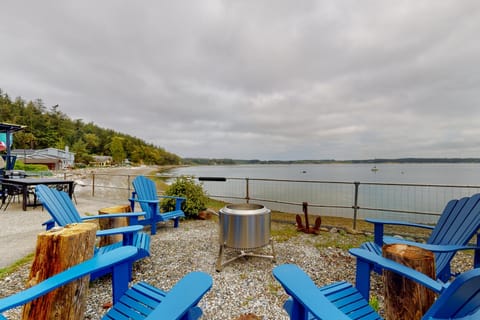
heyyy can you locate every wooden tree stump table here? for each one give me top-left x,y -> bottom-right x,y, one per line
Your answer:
98,204 -> 131,247
383,243 -> 436,320
22,223 -> 97,320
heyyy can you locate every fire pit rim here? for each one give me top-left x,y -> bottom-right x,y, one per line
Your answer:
220,203 -> 268,216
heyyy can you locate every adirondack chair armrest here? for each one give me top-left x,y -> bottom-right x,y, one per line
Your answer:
82,211 -> 146,225
158,195 -> 186,201
43,214 -> 147,231
129,198 -> 159,204
365,218 -> 435,247
383,237 -> 480,253
82,212 -> 146,220
96,225 -> 143,238
0,247 -> 138,314
144,271 -> 213,320
158,195 -> 185,211
349,248 -> 444,299
365,218 -> 435,230
273,264 -> 351,320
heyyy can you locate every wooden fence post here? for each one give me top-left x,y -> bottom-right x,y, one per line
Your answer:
22,223 -> 97,320
383,243 -> 436,320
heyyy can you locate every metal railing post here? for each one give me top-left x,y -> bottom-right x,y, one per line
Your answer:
127,175 -> 131,198
246,178 -> 250,203
91,173 -> 95,197
353,181 -> 360,229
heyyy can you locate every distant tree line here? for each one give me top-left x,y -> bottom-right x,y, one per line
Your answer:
184,157 -> 480,165
183,158 -> 337,165
0,89 -> 181,166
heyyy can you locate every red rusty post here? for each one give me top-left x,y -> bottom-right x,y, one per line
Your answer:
303,202 -> 310,232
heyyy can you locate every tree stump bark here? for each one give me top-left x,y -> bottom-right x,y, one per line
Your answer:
22,223 -> 97,320
383,243 -> 436,320
98,204 -> 130,247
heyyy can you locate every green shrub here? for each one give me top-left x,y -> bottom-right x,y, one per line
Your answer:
160,176 -> 208,219
14,161 -> 49,172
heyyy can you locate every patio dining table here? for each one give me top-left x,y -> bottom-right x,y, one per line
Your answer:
0,178 -> 74,211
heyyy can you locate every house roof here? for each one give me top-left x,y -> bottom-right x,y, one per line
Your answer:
11,148 -> 74,161
0,122 -> 26,133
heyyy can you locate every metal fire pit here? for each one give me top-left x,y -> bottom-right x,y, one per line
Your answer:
216,203 -> 276,271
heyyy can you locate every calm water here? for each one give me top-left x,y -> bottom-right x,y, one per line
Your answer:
168,163 -> 480,223
170,163 -> 480,185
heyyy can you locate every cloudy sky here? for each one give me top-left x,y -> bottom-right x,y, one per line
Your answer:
1,1 -> 479,160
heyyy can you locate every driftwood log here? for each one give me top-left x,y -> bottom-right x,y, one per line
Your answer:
383,243 -> 436,320
98,204 -> 130,247
22,223 -> 97,320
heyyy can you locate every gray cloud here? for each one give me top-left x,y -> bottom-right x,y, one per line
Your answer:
1,1 -> 480,160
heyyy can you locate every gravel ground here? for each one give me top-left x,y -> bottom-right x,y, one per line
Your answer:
0,218 -> 474,319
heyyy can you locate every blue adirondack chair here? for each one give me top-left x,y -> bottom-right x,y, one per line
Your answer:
129,175 -> 186,235
273,256 -> 480,319
36,184 -> 150,280
0,246 -> 213,320
360,193 -> 480,282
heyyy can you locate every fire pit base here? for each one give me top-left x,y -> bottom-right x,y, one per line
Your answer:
215,239 -> 276,272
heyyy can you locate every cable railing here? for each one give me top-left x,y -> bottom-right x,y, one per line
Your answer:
70,172 -> 480,229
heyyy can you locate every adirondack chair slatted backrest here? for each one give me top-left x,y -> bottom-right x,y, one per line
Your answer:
424,268 -> 480,319
428,194 -> 480,278
361,192 -> 480,282
132,176 -> 159,219
36,184 -> 83,225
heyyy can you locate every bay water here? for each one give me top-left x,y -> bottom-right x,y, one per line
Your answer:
168,163 -> 480,223
170,163 -> 480,185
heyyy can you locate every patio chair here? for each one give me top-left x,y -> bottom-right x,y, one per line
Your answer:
359,193 -> 480,282
129,175 -> 186,235
35,184 -> 150,280
0,183 -> 22,211
273,254 -> 480,319
0,246 -> 213,320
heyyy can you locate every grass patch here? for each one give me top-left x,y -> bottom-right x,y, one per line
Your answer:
271,223 -> 299,242
0,253 -> 34,280
313,232 -> 373,251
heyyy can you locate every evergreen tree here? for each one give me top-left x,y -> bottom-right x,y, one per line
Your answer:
110,136 -> 126,164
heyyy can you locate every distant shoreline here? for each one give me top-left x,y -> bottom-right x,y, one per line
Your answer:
182,158 -> 480,166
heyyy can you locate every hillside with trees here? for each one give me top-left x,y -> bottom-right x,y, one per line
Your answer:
0,89 -> 181,166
